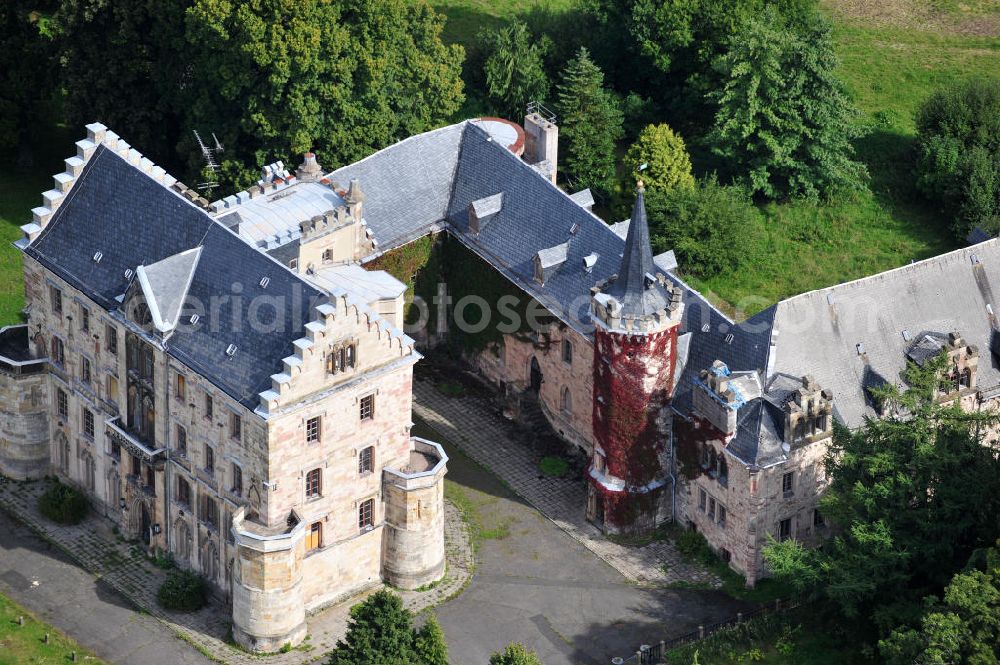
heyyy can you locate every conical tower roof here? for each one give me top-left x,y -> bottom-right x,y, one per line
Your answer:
605,183 -> 670,319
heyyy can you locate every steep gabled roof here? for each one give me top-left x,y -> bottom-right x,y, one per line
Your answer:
136,247 -> 201,333
604,187 -> 672,319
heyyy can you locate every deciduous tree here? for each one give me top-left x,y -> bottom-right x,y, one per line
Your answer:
624,123 -> 694,193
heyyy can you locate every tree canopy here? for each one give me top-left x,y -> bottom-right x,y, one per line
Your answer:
489,642 -> 544,665
555,46 -> 623,198
327,590 -> 448,665
764,353 -> 1000,641
709,9 -> 865,201
481,19 -> 550,122
624,123 -> 694,193
915,77 -> 1000,239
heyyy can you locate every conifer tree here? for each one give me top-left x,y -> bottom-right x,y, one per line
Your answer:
481,19 -> 550,121
327,590 -> 418,665
555,46 -> 623,199
413,614 -> 449,665
489,642 -> 544,665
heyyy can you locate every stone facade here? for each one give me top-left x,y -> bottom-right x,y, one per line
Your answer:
6,124 -> 448,653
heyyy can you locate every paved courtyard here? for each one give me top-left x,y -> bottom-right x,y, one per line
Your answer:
412,369 -> 719,587
428,430 -> 750,665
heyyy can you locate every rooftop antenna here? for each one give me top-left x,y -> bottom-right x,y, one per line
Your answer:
193,130 -> 224,191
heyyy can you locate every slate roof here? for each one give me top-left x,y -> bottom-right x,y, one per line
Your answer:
603,189 -> 672,319
25,146 -> 324,410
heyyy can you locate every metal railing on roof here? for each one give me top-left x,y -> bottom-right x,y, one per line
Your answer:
526,101 -> 557,124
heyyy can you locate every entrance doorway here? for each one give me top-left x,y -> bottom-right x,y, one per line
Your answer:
141,503 -> 151,545
529,357 -> 542,393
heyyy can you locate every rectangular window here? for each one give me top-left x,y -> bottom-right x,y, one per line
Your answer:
289,258 -> 298,270
177,476 -> 191,507
230,413 -> 241,442
306,416 -> 321,443
146,466 -> 155,493
51,337 -> 65,366
813,509 -> 825,528
232,464 -> 243,496
131,454 -> 141,477
204,394 -> 213,420
322,248 -> 334,264
698,488 -> 707,512
81,356 -> 92,384
205,445 -> 215,473
176,425 -> 187,455
358,446 -> 374,475
708,497 -> 716,520
782,472 -> 794,497
176,374 -> 186,402
106,374 -> 118,404
105,324 -> 118,355
359,498 -> 374,530
306,468 -> 322,498
359,394 -> 374,421
778,517 -> 792,542
57,389 -> 68,419
306,521 -> 322,550
110,438 -> 121,460
562,339 -> 573,364
203,496 -> 218,529
80,305 -> 90,332
718,505 -> 727,527
82,408 -> 95,439
50,285 -> 62,315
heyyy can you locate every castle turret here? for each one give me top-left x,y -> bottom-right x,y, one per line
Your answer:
587,183 -> 684,535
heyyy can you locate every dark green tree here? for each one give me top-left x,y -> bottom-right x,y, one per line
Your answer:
184,0 -> 464,191
644,176 -> 759,278
327,590 -> 418,665
0,1 -> 61,166
709,9 -> 866,200
764,353 -> 1000,639
555,46 -> 623,198
489,642 -> 544,665
915,77 -> 1000,239
56,0 -> 191,171
880,545 -> 1000,665
480,19 -> 550,121
413,614 -> 449,665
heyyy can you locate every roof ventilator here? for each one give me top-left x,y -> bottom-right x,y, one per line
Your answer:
190,314 -> 200,325
226,344 -> 238,357
856,342 -> 865,355
93,251 -> 103,263
124,268 -> 134,281
259,276 -> 270,289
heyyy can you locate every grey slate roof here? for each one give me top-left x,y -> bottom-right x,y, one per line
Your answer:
25,146 -> 324,409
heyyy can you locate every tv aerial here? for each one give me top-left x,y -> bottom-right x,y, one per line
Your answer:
193,130 -> 224,191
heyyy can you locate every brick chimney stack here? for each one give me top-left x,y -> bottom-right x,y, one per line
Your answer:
523,106 -> 558,185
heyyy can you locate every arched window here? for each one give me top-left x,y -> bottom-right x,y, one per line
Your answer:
82,452 -> 96,492
56,432 -> 69,472
202,541 -> 218,582
133,302 -> 152,328
175,520 -> 192,562
700,444 -> 713,469
561,387 -> 572,414
960,368 -> 972,389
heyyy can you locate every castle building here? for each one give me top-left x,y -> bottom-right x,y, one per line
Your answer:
5,108 -> 1000,620
3,123 -> 447,651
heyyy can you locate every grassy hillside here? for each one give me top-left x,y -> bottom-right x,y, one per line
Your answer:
0,591 -> 107,664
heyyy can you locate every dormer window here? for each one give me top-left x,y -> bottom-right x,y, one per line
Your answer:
132,302 -> 152,328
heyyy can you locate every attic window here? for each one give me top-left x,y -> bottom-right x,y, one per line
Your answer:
124,268 -> 134,281
226,344 -> 238,357
569,223 -> 580,236
901,329 -> 912,341
701,323 -> 711,333
259,277 -> 270,289
93,251 -> 103,263
583,253 -> 598,273
724,333 -> 734,344
190,314 -> 200,325
856,343 -> 865,355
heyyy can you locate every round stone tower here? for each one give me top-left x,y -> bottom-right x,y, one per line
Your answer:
230,508 -> 307,652
587,183 -> 684,535
0,325 -> 50,480
382,437 -> 449,589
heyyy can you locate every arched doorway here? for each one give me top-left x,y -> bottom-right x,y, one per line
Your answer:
529,357 -> 542,393
140,503 -> 151,545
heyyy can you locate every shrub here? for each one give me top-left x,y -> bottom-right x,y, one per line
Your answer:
916,77 -> 1000,238
676,529 -> 713,564
645,176 -> 762,278
539,456 -> 569,477
489,643 -> 543,665
37,481 -> 88,525
157,569 -> 207,612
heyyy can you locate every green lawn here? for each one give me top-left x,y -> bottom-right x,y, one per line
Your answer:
0,591 -> 106,664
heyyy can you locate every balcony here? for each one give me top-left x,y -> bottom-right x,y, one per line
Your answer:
105,417 -> 166,463
0,325 -> 47,377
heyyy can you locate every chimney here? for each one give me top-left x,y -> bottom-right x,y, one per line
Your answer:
783,375 -> 834,444
345,178 -> 364,221
296,152 -> 322,182
523,106 -> 558,185
692,361 -> 741,440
